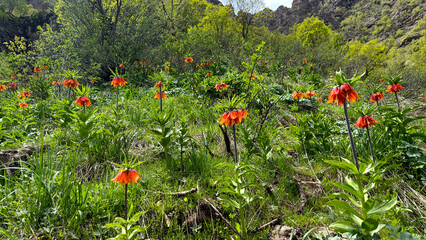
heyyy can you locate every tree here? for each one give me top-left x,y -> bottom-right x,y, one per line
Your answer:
293,16 -> 333,48
227,0 -> 265,39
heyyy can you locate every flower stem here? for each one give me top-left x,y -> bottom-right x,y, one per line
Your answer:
366,125 -> 375,162
116,87 -> 119,113
395,92 -> 400,109
68,88 -> 71,101
376,100 -> 381,116
233,125 -> 238,163
125,183 -> 128,220
343,99 -> 359,170
160,87 -> 163,112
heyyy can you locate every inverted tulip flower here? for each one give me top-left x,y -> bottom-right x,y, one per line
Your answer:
384,75 -> 404,108
18,91 -> 30,99
305,90 -> 318,113
0,85 -> 6,91
184,57 -> 193,63
19,102 -> 28,109
63,79 -> 80,100
355,113 -> 378,162
327,70 -> 363,170
215,83 -> 229,91
219,109 -> 248,163
75,96 -> 92,113
110,73 -> 127,112
292,91 -> 304,113
155,81 -> 167,112
370,92 -> 384,115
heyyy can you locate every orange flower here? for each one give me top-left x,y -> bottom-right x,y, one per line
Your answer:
201,62 -> 205,66
7,83 -> 17,88
386,84 -> 404,93
136,60 -> 141,65
310,58 -> 314,61
11,74 -> 17,79
310,66 -> 314,70
18,91 -> 30,99
156,66 -> 160,70
90,79 -> 95,84
288,61 -> 293,65
185,57 -> 193,63
144,60 -> 148,64
111,77 -> 127,87
370,92 -> 384,102
327,87 -> 346,106
0,85 -> 6,91
111,170 -> 142,185
330,72 -> 334,75
165,66 -> 169,71
44,64 -> 48,69
207,72 -> 212,77
169,58 -> 173,62
304,91 -> 317,98
379,78 -> 384,82
34,67 -> 42,73
420,95 -> 424,99
211,59 -> 214,62
19,102 -> 28,108
207,62 -> 211,66
219,110 -> 248,126
155,92 -> 167,99
250,74 -> 256,79
52,81 -> 57,86
155,81 -> 164,89
119,64 -> 125,69
215,83 -> 229,90
264,62 -> 268,65
196,65 -> 200,68
355,115 -> 378,129
302,61 -> 307,64
292,91 -> 304,100
75,96 -> 92,107
63,79 -> 80,88
318,97 -> 323,102
340,83 -> 360,103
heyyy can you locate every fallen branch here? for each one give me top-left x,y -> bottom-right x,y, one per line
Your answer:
205,199 -> 247,240
219,124 -> 233,155
144,187 -> 197,196
295,179 -> 307,213
248,216 -> 283,233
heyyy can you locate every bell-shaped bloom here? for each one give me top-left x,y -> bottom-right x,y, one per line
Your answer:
215,83 -> 229,90
370,92 -> 384,102
250,74 -> 256,79
75,96 -> 92,107
219,110 -> 248,126
11,74 -> 17,79
292,91 -> 304,100
34,67 -> 42,73
302,61 -> 307,64
7,83 -> 17,88
196,65 -> 200,68
169,58 -> 173,62
318,97 -> 323,102
304,91 -> 317,98
90,79 -> 95,84
155,92 -> 167,99
111,170 -> 141,185
355,115 -> 378,129
207,62 -> 211,66
340,83 -> 360,103
184,57 -> 193,63
63,79 -> 80,88
19,102 -> 28,108
18,91 -> 30,99
207,72 -> 212,77
52,81 -> 57,86
379,78 -> 384,82
155,81 -> 164,89
44,64 -> 48,69
288,61 -> 293,65
386,84 -> 404,93
111,77 -> 127,87
119,64 -> 125,69
165,66 -> 169,71
327,87 -> 346,106
201,62 -> 205,66
0,85 -> 6,91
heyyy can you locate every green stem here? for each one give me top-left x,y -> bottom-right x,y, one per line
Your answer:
343,99 -> 359,170
233,125 -> 238,163
376,100 -> 381,116
125,183 -> 128,220
366,125 -> 375,162
395,92 -> 400,109
116,87 -> 119,113
356,173 -> 367,220
160,87 -> 163,112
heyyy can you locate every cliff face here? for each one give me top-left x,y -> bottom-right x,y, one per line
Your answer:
266,0 -> 425,42
269,0 -> 360,33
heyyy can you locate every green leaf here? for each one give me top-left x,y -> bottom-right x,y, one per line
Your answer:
361,218 -> 379,232
331,181 -> 362,200
218,195 -> 241,209
329,221 -> 359,234
367,197 -> 397,215
325,159 -> 358,174
327,200 -> 362,218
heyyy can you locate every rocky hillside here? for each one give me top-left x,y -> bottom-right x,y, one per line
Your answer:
265,0 -> 425,42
